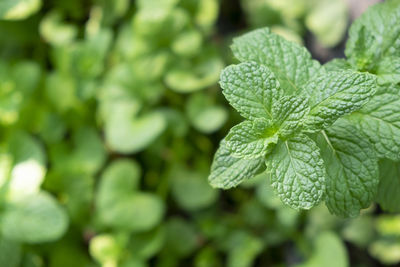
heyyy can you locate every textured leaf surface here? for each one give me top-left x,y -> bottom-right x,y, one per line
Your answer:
220,61 -> 281,120
226,119 -> 278,159
1,192 -> 68,243
345,0 -> 400,71
376,160 -> 400,213
347,85 -> 400,161
324,59 -> 352,72
209,140 -> 265,189
376,56 -> 400,84
231,28 -> 321,94
268,134 -> 325,210
316,121 -> 379,217
272,96 -> 309,138
303,71 -> 376,132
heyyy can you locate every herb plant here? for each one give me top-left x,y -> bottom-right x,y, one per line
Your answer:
1,0 -> 399,266
209,0 -> 400,218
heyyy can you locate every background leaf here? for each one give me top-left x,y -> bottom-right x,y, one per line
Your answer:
1,192 -> 68,243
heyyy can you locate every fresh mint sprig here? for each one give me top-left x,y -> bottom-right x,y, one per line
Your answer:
209,0 -> 400,217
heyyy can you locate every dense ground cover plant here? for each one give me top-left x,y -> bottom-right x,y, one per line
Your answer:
210,0 -> 400,218
0,0 -> 399,266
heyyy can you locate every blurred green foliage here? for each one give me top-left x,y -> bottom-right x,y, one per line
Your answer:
0,0 -> 398,267
241,0 -> 349,47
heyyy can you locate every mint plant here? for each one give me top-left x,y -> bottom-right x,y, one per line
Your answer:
209,0 -> 400,217
1,0 -> 400,266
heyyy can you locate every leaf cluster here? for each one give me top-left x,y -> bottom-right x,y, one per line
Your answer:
210,0 -> 400,218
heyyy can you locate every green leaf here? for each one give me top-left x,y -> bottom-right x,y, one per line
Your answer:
316,120 -> 379,217
369,239 -> 400,265
164,217 -> 199,257
226,231 -> 263,267
97,159 -> 141,199
133,5 -> 188,39
171,30 -> 202,57
37,112 -> 66,144
1,192 -> 68,243
45,72 -> 78,113
347,85 -> 400,161
129,51 -> 170,83
7,132 -> 46,200
170,168 -> 218,211
136,0 -> 178,11
376,56 -> 400,84
226,119 -> 278,159
96,0 -> 130,24
376,160 -> 400,213
267,134 -> 325,210
165,54 -> 223,93
72,29 -> 113,79
0,61 -> 41,125
12,61 -> 41,95
220,61 -> 281,120
70,127 -> 107,175
191,105 -> 227,134
55,174 -> 94,225
345,0 -> 400,72
341,216 -> 375,248
256,176 -> 283,209
186,93 -> 227,134
195,0 -> 219,33
39,11 -> 78,46
100,85 -> 156,154
209,140 -> 265,189
195,247 -> 220,267
231,28 -> 321,94
89,234 -> 121,266
0,0 -> 42,20
271,96 -> 309,138
324,59 -> 352,72
105,110 -> 167,154
48,127 -> 106,177
240,0 -> 282,28
305,0 -> 348,47
303,70 -> 376,132
100,192 -> 164,233
376,215 -> 400,236
96,160 -> 164,232
300,232 -> 348,267
128,226 -> 165,260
